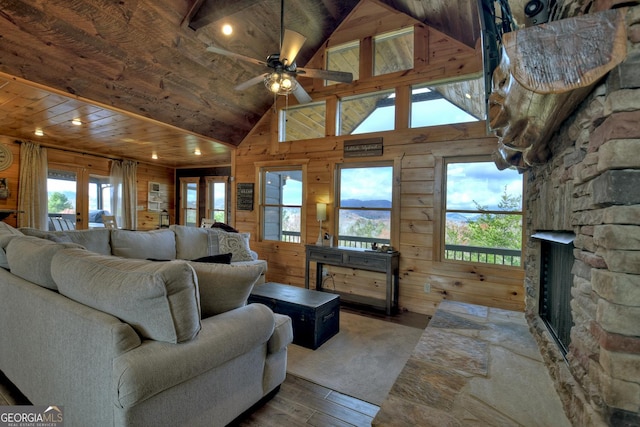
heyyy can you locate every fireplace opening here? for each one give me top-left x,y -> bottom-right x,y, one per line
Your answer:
533,232 -> 575,357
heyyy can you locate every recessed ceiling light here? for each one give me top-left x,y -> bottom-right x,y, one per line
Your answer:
151,153 -> 158,160
72,118 -> 82,126
34,128 -> 44,136
465,93 -> 472,99
222,24 -> 233,36
194,149 -> 202,156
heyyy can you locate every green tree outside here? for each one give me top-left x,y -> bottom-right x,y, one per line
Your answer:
446,187 -> 522,265
48,192 -> 73,213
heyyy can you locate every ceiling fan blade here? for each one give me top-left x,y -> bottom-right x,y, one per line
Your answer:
292,83 -> 312,104
297,67 -> 353,83
206,45 -> 267,67
280,29 -> 306,66
234,73 -> 269,91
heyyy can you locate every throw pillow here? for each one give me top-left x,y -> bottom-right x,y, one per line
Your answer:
187,263 -> 262,317
218,231 -> 254,262
191,253 -> 232,264
209,222 -> 238,233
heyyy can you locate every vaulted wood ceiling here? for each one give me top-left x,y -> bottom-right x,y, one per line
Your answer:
0,0 -> 528,167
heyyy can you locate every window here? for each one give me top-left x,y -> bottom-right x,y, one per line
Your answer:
205,177 -> 228,223
89,175 -> 111,214
326,40 -> 360,85
444,158 -> 523,265
279,101 -> 326,142
261,166 -> 304,242
337,163 -> 393,247
339,90 -> 395,135
374,27 -> 414,76
411,78 -> 484,127
180,177 -> 199,227
47,169 -> 78,230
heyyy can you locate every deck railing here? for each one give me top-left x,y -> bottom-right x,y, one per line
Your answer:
444,244 -> 521,266
279,234 -> 520,266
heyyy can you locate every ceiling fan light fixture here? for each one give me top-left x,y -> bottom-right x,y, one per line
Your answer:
265,72 -> 297,95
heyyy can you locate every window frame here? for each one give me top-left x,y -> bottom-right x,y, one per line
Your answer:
179,177 -> 199,227
257,161 -> 308,244
335,160 -> 398,248
279,100 -> 327,142
373,27 -> 414,77
440,156 -> 524,267
204,176 -> 229,223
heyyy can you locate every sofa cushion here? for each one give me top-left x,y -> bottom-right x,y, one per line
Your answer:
6,236 -> 82,290
0,222 -> 24,269
171,225 -> 220,260
51,229 -> 112,255
218,231 -> 254,262
111,229 -> 176,260
52,249 -> 201,343
187,262 -> 263,317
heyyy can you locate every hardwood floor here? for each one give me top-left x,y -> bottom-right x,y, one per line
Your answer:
232,374 -> 379,427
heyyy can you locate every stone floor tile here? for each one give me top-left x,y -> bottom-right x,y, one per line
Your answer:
466,346 -> 571,427
413,328 -> 489,376
439,301 -> 489,318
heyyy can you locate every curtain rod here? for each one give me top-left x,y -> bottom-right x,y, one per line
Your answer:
13,139 -> 138,163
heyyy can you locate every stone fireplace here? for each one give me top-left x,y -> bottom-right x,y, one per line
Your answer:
522,5 -> 640,425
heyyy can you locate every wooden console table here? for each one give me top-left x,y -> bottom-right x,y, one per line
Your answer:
305,245 -> 399,315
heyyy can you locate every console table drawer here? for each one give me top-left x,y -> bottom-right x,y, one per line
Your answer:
345,254 -> 387,271
308,251 -> 343,263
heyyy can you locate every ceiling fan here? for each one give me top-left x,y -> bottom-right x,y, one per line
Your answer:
206,0 -> 353,104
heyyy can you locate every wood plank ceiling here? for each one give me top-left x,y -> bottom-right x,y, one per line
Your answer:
0,0 -> 529,167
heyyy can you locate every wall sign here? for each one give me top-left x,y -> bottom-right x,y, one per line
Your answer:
344,137 -> 383,158
236,183 -> 254,211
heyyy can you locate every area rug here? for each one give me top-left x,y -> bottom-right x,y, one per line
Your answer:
286,311 -> 424,406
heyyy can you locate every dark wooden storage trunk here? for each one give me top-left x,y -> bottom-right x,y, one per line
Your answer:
249,282 -> 340,350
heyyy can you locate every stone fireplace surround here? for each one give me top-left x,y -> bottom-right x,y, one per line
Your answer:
523,5 -> 640,425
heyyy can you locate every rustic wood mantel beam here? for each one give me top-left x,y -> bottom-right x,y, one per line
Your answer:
488,8 -> 627,170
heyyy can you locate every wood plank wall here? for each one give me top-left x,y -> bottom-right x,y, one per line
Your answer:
233,120 -> 525,316
0,136 -> 175,231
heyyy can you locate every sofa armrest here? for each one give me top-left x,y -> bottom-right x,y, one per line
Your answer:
113,303 -> 276,408
268,313 -> 293,354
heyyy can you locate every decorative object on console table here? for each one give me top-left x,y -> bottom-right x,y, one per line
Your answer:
316,203 -> 326,246
305,245 -> 399,315
159,210 -> 170,228
249,282 -> 340,350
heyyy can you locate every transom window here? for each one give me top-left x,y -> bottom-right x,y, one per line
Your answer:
444,158 -> 523,266
326,40 -> 360,85
279,101 -> 326,142
261,166 -> 304,242
374,27 -> 414,76
336,163 -> 393,248
411,78 -> 484,127
339,90 -> 395,135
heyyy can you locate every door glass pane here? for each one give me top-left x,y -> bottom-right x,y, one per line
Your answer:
47,170 -> 77,230
207,181 -> 227,223
185,181 -> 198,227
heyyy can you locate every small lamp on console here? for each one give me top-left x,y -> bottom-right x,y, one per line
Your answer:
316,203 -> 327,246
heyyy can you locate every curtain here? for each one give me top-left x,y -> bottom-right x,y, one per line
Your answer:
110,159 -> 137,229
17,142 -> 48,229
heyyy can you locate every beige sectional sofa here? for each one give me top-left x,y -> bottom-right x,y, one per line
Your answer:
0,223 -> 292,427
